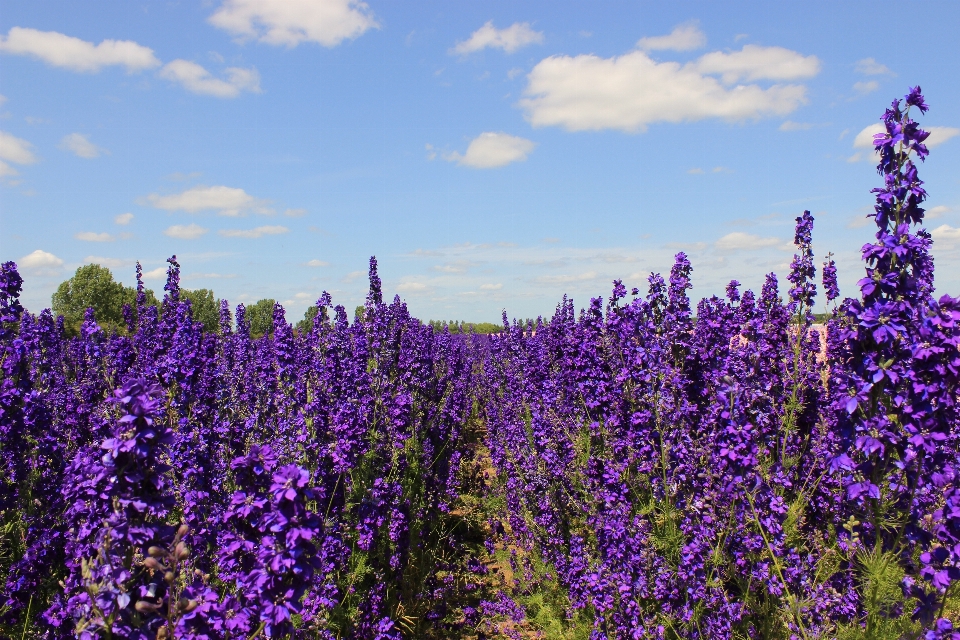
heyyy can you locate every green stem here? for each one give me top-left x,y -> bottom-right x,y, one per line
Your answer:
20,595 -> 32,640
745,490 -> 810,640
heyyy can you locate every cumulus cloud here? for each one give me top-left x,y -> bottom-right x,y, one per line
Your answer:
19,249 -> 63,273
84,256 -> 129,268
853,123 -> 885,149
452,21 -> 544,55
480,283 -> 503,290
115,212 -> 134,225
853,80 -> 879,96
75,231 -> 113,242
397,282 -> 427,292
0,130 -> 38,177
306,259 -> 329,267
209,0 -> 378,48
855,57 -> 894,76
0,27 -> 160,73
164,223 -> 208,240
284,208 -> 306,217
59,133 -> 106,158
144,185 -> 269,216
927,127 -> 960,147
142,267 -> 167,279
444,132 -> 535,168
928,205 -> 951,219
637,23 -> 706,52
854,123 -> 959,153
693,45 -> 820,83
218,225 -> 288,238
932,224 -> 960,241
520,45 -> 817,133
159,60 -> 261,98
715,232 -> 780,251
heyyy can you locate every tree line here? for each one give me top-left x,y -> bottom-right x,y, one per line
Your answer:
51,264 -> 503,338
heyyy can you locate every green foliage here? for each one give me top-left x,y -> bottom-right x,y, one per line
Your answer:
51,264 -> 157,336
829,547 -> 920,640
245,298 -> 276,338
296,305 -> 330,335
181,288 -> 220,333
427,320 -> 503,334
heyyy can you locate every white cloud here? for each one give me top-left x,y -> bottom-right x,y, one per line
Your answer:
164,224 -> 208,240
853,80 -> 879,96
219,225 -> 288,238
452,21 -> 544,55
84,255 -> 129,268
928,205 -> 950,219
397,281 -> 427,292
853,124 -> 958,153
19,249 -> 63,273
159,60 -> 261,98
342,270 -> 365,283
0,94 -> 6,106
694,45 -> 820,84
688,167 -> 704,174
507,67 -> 524,79
0,27 -> 160,73
142,267 -> 167,279
59,133 -> 105,158
444,132 -> 535,168
284,208 -> 306,217
715,232 -> 780,251
75,231 -> 113,242
932,224 -> 960,241
480,283 -> 502,290
846,153 -> 862,163
0,130 -> 38,171
209,0 -> 378,48
927,127 -> 960,148
853,123 -> 885,149
115,212 -> 134,225
637,23 -> 706,52
145,185 -> 268,216
306,259 -> 329,267
855,58 -> 894,76
520,46 -> 815,133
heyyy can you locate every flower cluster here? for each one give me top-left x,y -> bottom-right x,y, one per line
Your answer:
0,256 -> 486,638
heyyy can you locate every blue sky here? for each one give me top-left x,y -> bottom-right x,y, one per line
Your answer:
2,0 -> 959,323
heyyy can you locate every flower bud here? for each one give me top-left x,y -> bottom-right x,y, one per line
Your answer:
164,570 -> 175,583
147,546 -> 166,558
144,557 -> 165,571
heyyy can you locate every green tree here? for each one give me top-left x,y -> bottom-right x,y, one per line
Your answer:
296,305 -> 319,335
182,288 -> 220,333
51,264 -> 157,336
245,298 -> 276,338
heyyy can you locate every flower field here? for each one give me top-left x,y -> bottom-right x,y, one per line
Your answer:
2,90 -> 959,639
